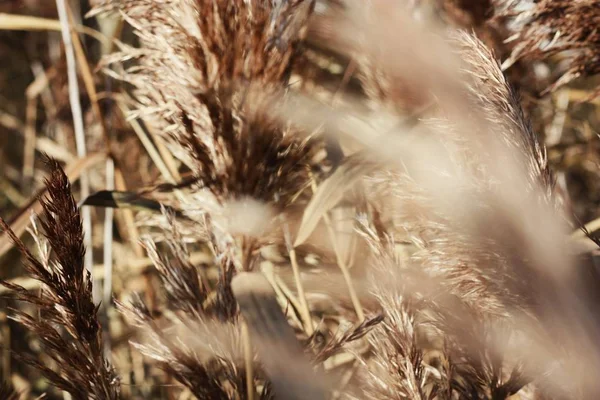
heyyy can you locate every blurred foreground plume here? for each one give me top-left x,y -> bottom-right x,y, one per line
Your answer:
1,0 -> 600,399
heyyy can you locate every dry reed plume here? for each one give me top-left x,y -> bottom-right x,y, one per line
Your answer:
0,157 -> 119,399
495,0 -> 600,94
1,0 -> 600,399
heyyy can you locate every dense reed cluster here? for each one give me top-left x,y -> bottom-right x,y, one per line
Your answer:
2,0 -> 600,399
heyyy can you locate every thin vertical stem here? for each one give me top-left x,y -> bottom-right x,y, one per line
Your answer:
23,96 -> 37,191
103,158 -> 114,304
281,211 -> 314,334
289,246 -> 314,334
322,212 -> 365,321
308,176 -> 364,321
242,322 -> 255,400
102,157 -> 114,358
54,0 -> 95,296
0,312 -> 10,378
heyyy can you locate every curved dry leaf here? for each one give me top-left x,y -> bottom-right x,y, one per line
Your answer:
294,153 -> 378,247
80,190 -> 190,221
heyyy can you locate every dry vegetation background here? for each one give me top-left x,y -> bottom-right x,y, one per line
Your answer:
0,0 -> 600,399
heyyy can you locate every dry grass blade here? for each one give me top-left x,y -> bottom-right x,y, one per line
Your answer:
0,152 -> 106,260
116,100 -> 178,186
0,13 -> 110,46
232,272 -> 328,400
295,153 -> 378,247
